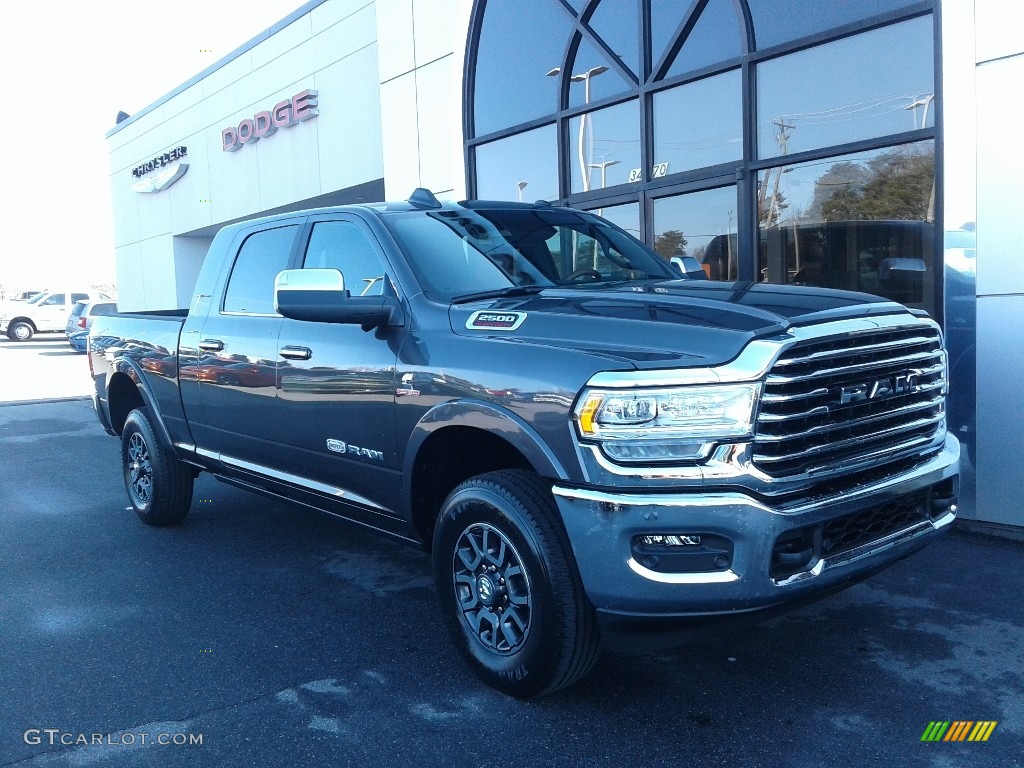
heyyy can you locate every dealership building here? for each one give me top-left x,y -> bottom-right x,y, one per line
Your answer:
106,0 -> 1021,531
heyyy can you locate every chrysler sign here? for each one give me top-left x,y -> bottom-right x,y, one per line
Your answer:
222,89 -> 318,152
131,146 -> 188,193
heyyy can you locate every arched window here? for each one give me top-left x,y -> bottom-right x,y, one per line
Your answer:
465,0 -> 939,315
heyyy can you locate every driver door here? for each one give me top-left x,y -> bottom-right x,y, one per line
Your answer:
272,215 -> 403,516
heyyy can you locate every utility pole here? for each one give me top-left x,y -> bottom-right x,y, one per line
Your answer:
766,118 -> 795,227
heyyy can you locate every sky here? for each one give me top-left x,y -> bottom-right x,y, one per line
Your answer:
0,0 -> 303,293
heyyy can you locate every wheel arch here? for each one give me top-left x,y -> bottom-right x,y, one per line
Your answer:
106,360 -> 175,450
7,316 -> 37,330
404,400 -> 570,548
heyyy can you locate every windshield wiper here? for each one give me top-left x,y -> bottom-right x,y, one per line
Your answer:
450,285 -> 548,304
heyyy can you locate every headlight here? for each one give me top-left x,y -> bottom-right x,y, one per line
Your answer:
574,382 -> 761,463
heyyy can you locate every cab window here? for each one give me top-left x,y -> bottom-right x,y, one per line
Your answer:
302,221 -> 389,297
223,225 -> 299,314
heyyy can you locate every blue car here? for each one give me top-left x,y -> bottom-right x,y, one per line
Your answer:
68,329 -> 90,353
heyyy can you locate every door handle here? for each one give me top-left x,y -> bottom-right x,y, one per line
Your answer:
198,339 -> 225,352
280,345 -> 312,360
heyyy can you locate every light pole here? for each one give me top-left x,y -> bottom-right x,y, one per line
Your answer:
547,65 -> 608,192
905,93 -> 936,221
586,157 -> 620,189
904,93 -> 935,130
516,180 -> 528,202
586,158 -> 620,218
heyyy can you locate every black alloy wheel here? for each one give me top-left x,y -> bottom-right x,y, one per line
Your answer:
433,470 -> 601,698
121,408 -> 194,526
126,431 -> 153,506
452,522 -> 533,655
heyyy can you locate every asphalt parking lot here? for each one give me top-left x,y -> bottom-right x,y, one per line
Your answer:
1,339 -> 1022,767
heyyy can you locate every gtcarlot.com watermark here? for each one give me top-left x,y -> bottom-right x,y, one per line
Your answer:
24,729 -> 203,747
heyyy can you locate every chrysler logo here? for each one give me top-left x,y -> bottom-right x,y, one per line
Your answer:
130,163 -> 188,193
832,371 -> 922,406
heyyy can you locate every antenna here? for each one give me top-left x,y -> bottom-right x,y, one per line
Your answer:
407,188 -> 442,209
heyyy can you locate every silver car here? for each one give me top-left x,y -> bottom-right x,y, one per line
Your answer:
66,300 -> 118,352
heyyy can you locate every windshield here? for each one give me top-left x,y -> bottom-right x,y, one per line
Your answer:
25,293 -> 46,305
383,206 -> 675,301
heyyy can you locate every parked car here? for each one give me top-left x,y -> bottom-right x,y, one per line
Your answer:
1,289 -> 113,341
10,290 -> 43,301
65,299 -> 118,352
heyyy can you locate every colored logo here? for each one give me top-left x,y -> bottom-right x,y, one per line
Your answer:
466,311 -> 527,331
920,721 -> 997,742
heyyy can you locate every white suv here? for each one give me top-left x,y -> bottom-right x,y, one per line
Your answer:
0,289 -> 112,341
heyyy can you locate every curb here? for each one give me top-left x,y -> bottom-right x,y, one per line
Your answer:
0,396 -> 92,408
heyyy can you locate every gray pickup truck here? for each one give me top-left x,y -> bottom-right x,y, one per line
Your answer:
90,189 -> 959,697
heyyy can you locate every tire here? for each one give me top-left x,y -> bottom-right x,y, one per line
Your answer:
432,470 -> 601,698
121,408 -> 194,526
8,321 -> 34,341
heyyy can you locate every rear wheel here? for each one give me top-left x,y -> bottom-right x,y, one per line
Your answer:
8,321 -> 33,341
122,408 -> 194,525
433,470 -> 601,697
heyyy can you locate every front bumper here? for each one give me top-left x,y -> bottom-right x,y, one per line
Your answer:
553,434 -> 959,626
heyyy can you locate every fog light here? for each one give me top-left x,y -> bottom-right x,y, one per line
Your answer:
637,534 -> 702,547
631,532 -> 734,573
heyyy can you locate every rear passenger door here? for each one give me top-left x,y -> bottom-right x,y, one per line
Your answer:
272,215 -> 402,516
184,221 -> 303,466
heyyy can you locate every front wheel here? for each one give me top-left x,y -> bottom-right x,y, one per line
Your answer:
433,470 -> 600,698
121,408 -> 194,525
8,321 -> 34,341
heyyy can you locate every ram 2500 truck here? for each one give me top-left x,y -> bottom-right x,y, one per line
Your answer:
90,190 -> 959,697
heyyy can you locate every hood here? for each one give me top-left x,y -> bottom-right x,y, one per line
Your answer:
450,280 -> 913,370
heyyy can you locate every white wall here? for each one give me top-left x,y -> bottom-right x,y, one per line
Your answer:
970,0 -> 1024,526
376,0 -> 472,200
108,0 -> 387,310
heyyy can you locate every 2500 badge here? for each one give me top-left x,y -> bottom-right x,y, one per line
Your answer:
466,311 -> 527,331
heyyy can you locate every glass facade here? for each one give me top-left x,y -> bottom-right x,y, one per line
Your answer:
465,0 -> 939,314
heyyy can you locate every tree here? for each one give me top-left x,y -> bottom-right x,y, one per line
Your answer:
817,148 -> 935,222
808,161 -> 871,221
654,229 -> 687,259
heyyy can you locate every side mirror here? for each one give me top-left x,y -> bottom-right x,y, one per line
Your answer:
274,269 -> 399,327
670,256 -> 708,280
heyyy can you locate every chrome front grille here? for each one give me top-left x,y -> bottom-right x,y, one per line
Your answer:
753,324 -> 946,479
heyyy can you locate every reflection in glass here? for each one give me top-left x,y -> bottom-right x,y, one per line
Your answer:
591,201 -> 640,239
757,142 -> 936,314
475,124 -> 559,203
650,0 -> 688,70
654,69 -> 741,174
569,37 -> 630,107
943,226 -> 976,470
303,222 -> 388,296
473,0 -> 573,136
588,1 -> 640,76
757,17 -> 934,158
567,38 -> 634,108
652,186 -> 738,279
666,0 -> 742,77
223,225 -> 299,315
568,100 -> 640,193
749,0 -> 920,49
